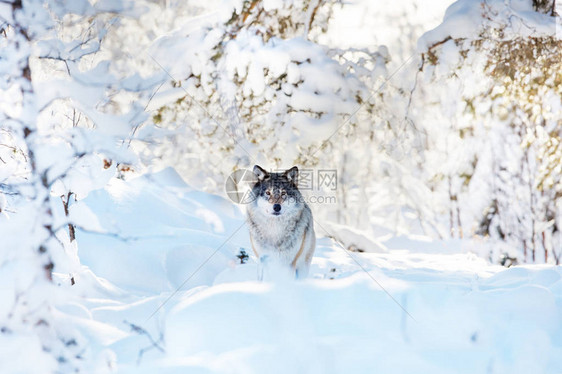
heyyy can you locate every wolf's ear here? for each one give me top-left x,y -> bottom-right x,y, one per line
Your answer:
253,165 -> 269,181
285,166 -> 299,184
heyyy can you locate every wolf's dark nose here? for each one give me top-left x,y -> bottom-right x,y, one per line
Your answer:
273,204 -> 281,212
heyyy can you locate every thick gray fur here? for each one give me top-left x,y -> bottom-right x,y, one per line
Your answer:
246,165 -> 316,279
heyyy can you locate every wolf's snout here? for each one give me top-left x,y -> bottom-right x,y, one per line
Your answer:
273,204 -> 281,212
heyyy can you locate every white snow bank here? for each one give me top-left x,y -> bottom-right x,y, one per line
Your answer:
64,168 -> 562,373
162,266 -> 562,374
74,168 -> 244,295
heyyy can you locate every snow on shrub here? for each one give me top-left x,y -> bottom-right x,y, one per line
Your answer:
0,0 -> 161,370
147,0 -> 386,182
415,0 -> 561,263
144,0 -> 436,241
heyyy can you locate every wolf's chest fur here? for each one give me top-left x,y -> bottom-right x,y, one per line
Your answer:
247,208 -> 304,253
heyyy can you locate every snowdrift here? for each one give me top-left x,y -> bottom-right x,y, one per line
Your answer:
58,168 -> 562,373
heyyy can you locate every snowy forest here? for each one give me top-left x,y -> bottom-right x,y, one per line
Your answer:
0,0 -> 561,373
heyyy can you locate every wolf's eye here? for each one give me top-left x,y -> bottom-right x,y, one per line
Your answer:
281,191 -> 287,196
265,191 -> 271,196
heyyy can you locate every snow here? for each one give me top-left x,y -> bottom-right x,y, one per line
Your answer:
0,334 -> 58,374
318,0 -> 454,61
2,0 -> 561,372
418,0 -> 561,51
58,168 -> 562,373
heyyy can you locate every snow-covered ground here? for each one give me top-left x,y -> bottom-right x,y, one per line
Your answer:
63,169 -> 562,373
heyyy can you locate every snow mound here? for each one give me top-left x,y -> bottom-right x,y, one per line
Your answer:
61,169 -> 562,373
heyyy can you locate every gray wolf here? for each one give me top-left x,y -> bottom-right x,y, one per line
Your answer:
246,165 -> 316,279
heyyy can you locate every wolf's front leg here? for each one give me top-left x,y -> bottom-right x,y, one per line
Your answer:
257,255 -> 269,282
257,254 -> 295,281
294,265 -> 309,280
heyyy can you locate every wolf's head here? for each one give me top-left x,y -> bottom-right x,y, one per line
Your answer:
250,165 -> 304,217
